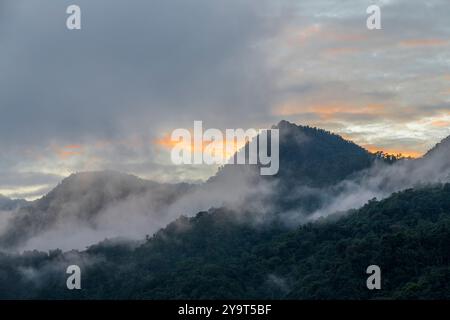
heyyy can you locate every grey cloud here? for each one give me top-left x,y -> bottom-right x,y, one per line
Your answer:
0,172 -> 62,189
0,0 -> 285,189
0,0 -> 278,148
1,0 -> 450,190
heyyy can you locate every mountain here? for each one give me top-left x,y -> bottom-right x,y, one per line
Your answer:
274,120 -> 376,186
0,171 -> 192,249
418,134 -> 450,179
424,134 -> 450,158
209,120 -> 379,214
1,183 -> 449,299
2,121 -> 450,250
1,121 -> 450,298
0,195 -> 28,211
213,120 -> 376,187
0,122 -> 380,250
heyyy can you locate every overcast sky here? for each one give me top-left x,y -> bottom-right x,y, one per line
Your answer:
1,0 -> 450,199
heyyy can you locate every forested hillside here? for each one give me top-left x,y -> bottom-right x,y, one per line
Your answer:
1,184 -> 449,299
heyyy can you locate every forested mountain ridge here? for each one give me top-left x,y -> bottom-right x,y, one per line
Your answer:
213,120 -> 377,188
0,171 -> 192,249
0,122 -> 450,299
0,184 -> 449,299
0,121 -> 380,250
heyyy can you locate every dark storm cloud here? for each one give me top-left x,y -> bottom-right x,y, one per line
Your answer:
0,0 -> 278,148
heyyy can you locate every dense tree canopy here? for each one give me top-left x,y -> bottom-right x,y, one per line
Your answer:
0,184 -> 449,299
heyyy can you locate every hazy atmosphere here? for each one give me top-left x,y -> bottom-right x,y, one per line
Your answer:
1,0 -> 450,200
0,0 -> 449,302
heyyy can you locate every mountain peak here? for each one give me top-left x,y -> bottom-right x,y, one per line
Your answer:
213,120 -> 375,189
40,170 -> 157,209
424,134 -> 450,158
275,119 -> 296,129
274,121 -> 375,187
61,170 -> 143,184
0,169 -> 194,249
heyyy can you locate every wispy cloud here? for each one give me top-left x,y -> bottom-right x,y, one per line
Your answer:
399,38 -> 449,47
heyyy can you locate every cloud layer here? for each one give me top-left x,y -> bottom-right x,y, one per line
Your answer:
1,0 -> 450,198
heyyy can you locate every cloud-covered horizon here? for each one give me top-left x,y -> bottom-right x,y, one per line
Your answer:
1,0 -> 450,199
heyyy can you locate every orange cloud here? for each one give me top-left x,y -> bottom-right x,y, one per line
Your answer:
155,132 -> 198,150
64,145 -> 82,149
155,133 -> 179,149
56,145 -> 83,159
291,25 -> 368,47
155,131 -> 250,162
399,39 -> 449,48
275,102 -> 385,120
363,144 -> 423,159
431,120 -> 450,127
